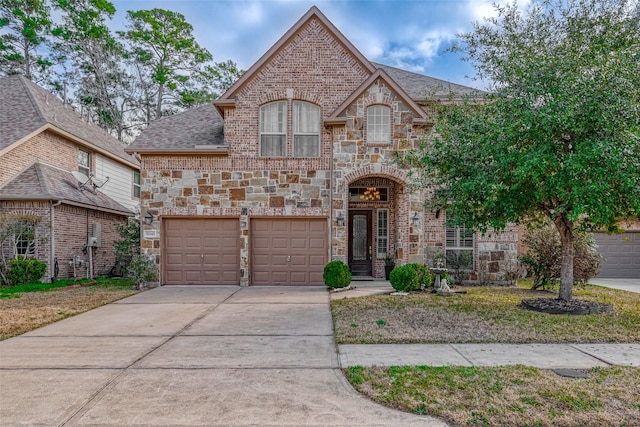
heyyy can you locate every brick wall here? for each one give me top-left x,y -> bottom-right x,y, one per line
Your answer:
53,204 -> 124,279
0,201 -> 51,281
0,130 -> 81,186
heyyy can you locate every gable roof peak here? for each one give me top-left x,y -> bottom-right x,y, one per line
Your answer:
214,6 -> 376,110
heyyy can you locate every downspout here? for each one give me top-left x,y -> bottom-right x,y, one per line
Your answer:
50,200 -> 62,282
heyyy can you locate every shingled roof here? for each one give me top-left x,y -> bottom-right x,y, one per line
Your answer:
126,103 -> 226,153
0,161 -> 132,215
0,75 -> 138,168
372,63 -> 485,100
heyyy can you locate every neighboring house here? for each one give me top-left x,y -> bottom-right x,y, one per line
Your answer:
592,222 -> 640,278
0,75 -> 140,281
125,7 -> 523,286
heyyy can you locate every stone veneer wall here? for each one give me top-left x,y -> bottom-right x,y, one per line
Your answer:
140,156 -> 331,285
330,78 -> 428,276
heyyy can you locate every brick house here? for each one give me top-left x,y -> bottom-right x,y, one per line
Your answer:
0,75 -> 140,281
126,6 -> 523,286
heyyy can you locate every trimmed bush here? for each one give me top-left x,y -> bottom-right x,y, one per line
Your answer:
406,263 -> 432,289
7,258 -> 47,286
323,260 -> 351,289
389,264 -> 420,292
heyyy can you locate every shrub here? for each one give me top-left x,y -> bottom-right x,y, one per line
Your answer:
389,264 -> 420,292
520,224 -> 602,289
6,258 -> 47,286
323,260 -> 351,289
113,217 -> 141,277
406,263 -> 432,289
127,253 -> 158,290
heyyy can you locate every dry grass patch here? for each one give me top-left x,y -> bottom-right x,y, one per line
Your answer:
345,365 -> 640,427
331,284 -> 640,344
0,279 -> 137,340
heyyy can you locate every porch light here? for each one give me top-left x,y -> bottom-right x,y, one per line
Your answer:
360,187 -> 380,201
144,211 -> 154,225
412,212 -> 420,226
336,212 -> 345,227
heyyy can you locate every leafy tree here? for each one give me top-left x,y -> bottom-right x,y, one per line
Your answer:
51,0 -> 136,141
118,8 -> 215,121
0,0 -> 55,84
400,0 -> 640,301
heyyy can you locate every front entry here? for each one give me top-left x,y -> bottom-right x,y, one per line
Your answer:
348,211 -> 372,276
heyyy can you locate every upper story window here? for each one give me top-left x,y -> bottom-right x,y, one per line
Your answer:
260,101 -> 287,157
260,100 -> 321,158
293,101 -> 320,157
78,149 -> 90,176
367,105 -> 391,144
133,171 -> 141,199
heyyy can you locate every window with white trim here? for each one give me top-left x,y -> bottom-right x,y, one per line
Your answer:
367,105 -> 391,144
133,171 -> 141,199
78,149 -> 90,177
376,209 -> 389,258
260,101 -> 287,156
293,101 -> 320,157
445,226 -> 474,269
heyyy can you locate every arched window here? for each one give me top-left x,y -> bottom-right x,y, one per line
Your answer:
260,101 -> 287,157
367,105 -> 391,144
293,101 -> 320,157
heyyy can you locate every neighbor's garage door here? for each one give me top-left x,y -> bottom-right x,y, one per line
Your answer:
592,232 -> 640,278
251,218 -> 327,285
164,218 -> 240,285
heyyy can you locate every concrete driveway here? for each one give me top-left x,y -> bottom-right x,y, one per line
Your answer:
589,278 -> 640,294
0,286 -> 445,426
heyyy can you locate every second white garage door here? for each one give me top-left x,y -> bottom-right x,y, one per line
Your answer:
251,218 -> 328,286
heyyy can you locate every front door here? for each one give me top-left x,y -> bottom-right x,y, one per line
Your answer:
348,211 -> 372,276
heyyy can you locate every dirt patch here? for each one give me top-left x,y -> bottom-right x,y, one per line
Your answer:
0,287 -> 137,340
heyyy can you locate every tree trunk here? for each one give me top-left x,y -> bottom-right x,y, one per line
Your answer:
554,215 -> 575,301
156,83 -> 164,120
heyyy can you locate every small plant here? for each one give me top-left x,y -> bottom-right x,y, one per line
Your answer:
389,264 -> 419,292
6,258 -> 47,287
384,254 -> 395,267
127,253 -> 157,290
376,319 -> 386,327
323,260 -> 351,289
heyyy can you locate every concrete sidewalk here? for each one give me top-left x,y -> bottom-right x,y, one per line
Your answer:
0,286 -> 446,426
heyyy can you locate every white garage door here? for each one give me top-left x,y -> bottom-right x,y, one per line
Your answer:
592,232 -> 640,278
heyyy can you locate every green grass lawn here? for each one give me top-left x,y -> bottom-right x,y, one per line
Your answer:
333,282 -> 640,426
345,364 -> 640,427
331,283 -> 640,344
0,277 -> 138,339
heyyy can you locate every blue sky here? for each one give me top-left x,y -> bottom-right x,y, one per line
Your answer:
109,0 -> 532,90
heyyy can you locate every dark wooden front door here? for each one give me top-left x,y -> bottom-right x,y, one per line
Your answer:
348,211 -> 372,276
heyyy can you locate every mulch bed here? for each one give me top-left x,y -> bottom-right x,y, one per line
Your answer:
521,298 -> 614,315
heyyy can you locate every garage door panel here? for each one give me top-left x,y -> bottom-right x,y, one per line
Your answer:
164,219 -> 240,285
251,218 -> 327,286
593,232 -> 640,278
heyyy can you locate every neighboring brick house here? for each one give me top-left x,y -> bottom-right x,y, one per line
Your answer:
0,75 -> 140,281
126,6 -> 522,286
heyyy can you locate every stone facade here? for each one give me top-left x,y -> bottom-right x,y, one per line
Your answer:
132,8 -> 520,285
